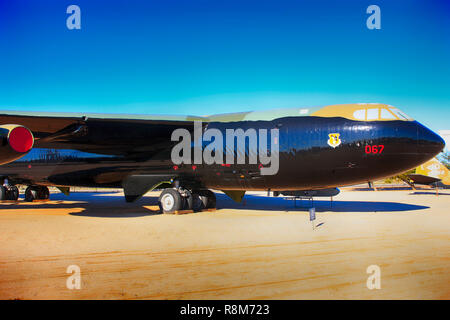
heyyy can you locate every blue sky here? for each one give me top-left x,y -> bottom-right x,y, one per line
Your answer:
0,0 -> 449,131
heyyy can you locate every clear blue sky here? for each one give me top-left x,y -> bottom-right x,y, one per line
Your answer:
0,0 -> 449,131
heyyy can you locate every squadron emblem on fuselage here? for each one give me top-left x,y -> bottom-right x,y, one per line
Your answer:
327,133 -> 341,148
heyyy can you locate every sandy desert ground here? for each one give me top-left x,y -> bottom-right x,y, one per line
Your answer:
0,188 -> 449,300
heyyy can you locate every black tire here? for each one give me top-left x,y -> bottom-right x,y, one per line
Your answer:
25,187 -> 37,202
8,186 -> 19,201
191,193 -> 204,211
38,186 -> 50,200
205,190 -> 216,209
158,188 -> 182,213
0,186 -> 6,201
183,189 -> 193,210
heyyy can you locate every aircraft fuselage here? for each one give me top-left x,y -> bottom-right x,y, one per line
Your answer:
0,114 -> 444,192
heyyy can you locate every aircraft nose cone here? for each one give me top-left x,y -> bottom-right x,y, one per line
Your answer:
416,122 -> 445,156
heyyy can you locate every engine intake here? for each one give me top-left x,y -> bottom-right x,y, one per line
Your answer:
0,124 -> 34,165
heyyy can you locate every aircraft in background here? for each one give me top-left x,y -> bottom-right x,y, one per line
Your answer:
406,157 -> 450,188
0,103 -> 444,212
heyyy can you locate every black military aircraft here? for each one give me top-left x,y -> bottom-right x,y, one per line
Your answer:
0,103 -> 444,213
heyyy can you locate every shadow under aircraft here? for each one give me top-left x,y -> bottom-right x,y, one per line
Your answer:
0,191 -> 429,218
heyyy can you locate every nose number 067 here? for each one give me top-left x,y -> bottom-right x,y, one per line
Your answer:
365,144 -> 384,154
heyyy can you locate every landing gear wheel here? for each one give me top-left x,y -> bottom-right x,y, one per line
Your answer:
0,186 -> 6,201
0,184 -> 20,201
182,189 -> 194,210
38,186 -> 50,200
158,188 -> 183,214
25,187 -> 37,202
25,186 -> 49,202
8,186 -> 19,201
191,193 -> 204,211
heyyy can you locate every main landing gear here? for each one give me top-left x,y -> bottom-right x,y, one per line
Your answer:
158,188 -> 216,214
0,185 -> 19,201
24,186 -> 50,202
0,184 -> 50,202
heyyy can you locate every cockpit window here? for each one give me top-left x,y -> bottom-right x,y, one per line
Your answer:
366,108 -> 378,120
353,109 -> 365,120
353,108 -> 395,120
351,105 -> 412,121
389,108 -> 411,120
380,108 -> 396,119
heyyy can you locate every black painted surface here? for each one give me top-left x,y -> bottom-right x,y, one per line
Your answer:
0,114 -> 444,191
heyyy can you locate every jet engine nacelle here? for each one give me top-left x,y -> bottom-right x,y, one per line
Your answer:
0,124 -> 34,165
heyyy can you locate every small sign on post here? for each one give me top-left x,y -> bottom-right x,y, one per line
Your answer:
309,207 -> 316,230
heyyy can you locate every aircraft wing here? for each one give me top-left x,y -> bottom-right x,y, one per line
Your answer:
412,157 -> 450,186
407,173 -> 441,185
0,110 -> 203,156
